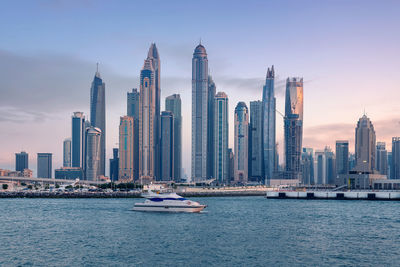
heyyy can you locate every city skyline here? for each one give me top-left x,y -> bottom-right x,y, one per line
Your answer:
1,1 -> 400,177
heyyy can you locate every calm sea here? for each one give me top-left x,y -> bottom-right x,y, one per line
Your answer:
1,197 -> 399,266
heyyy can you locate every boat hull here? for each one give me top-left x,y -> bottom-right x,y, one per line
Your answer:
133,204 -> 206,213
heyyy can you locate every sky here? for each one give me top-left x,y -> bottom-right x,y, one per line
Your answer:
0,0 -> 400,177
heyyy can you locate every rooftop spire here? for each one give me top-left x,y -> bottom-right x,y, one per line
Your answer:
147,43 -> 159,59
95,62 -> 101,78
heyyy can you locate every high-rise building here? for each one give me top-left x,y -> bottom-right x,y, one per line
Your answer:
207,76 -> 216,179
324,147 -> 336,184
160,111 -> 174,181
249,100 -> 263,183
37,153 -> 52,178
127,88 -> 140,181
139,57 -> 156,183
85,127 -> 102,181
336,140 -> 349,176
376,142 -> 388,175
353,115 -> 376,173
191,43 -> 209,181
214,92 -> 229,184
234,102 -> 249,184
315,151 -> 325,184
349,153 -> 356,171
119,116 -> 134,181
71,112 -> 86,169
109,148 -> 119,181
15,151 -> 28,172
301,148 -> 314,185
63,138 -> 72,167
165,94 -> 182,181
262,66 -> 276,184
392,137 -> 400,179
388,151 -> 393,179
284,77 -> 303,180
147,43 -> 161,181
90,67 -> 106,176
228,148 -> 234,183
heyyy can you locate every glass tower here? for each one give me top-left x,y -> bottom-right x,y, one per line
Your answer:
127,88 -> 140,181
250,100 -> 263,183
214,92 -> 229,184
262,66 -> 276,185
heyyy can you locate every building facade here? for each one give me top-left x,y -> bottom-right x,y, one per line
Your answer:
191,44 -> 209,181
85,127 -> 102,181
37,153 -> 52,178
262,66 -> 276,184
301,148 -> 314,185
147,43 -> 161,181
127,88 -> 140,181
234,102 -> 249,184
109,148 -> 119,181
336,140 -> 349,175
207,76 -> 216,179
353,115 -> 376,173
119,116 -> 134,181
89,68 -> 106,176
71,112 -> 86,169
15,151 -> 28,172
55,167 -> 84,180
284,77 -> 303,180
139,57 -> 156,183
165,94 -> 182,181
160,111 -> 174,181
376,142 -> 388,175
249,101 -> 263,183
63,138 -> 72,167
214,92 -> 229,184
392,137 -> 400,179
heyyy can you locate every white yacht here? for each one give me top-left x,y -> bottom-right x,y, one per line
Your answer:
133,191 -> 206,213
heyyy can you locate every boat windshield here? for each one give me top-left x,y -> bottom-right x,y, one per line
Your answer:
148,197 -> 187,202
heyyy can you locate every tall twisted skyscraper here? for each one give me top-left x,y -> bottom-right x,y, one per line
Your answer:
284,77 -> 303,180
262,66 -> 276,184
90,66 -> 106,176
191,43 -> 209,181
147,43 -> 161,180
139,57 -> 156,183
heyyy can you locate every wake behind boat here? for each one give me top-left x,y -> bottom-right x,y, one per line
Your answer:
133,190 -> 206,213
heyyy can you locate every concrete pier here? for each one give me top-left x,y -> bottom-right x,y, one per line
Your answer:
266,191 -> 400,200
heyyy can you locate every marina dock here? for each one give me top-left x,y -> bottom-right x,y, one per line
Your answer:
266,191 -> 400,200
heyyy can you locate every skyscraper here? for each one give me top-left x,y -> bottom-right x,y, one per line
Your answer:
392,137 -> 400,179
353,115 -> 376,173
63,138 -> 72,167
119,116 -> 134,181
207,76 -> 216,179
147,43 -> 161,181
90,66 -> 106,176
214,92 -> 229,184
165,94 -> 182,181
336,140 -> 349,175
262,66 -> 276,184
139,57 -> 156,183
284,77 -> 303,180
15,151 -> 28,172
191,43 -> 209,181
71,112 -> 86,169
160,111 -> 174,181
301,148 -> 314,185
109,148 -> 119,181
37,153 -> 52,178
376,142 -> 388,175
85,127 -> 102,181
228,148 -> 234,183
324,147 -> 336,184
315,151 -> 325,184
127,88 -> 140,181
234,102 -> 249,184
249,100 -> 263,183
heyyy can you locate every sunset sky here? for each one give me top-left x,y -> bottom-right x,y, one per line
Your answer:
1,0 -> 399,176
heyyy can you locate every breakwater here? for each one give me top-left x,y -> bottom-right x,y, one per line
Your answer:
0,189 -> 267,198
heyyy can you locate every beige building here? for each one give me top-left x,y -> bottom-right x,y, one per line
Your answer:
234,102 -> 249,184
119,116 -> 134,181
